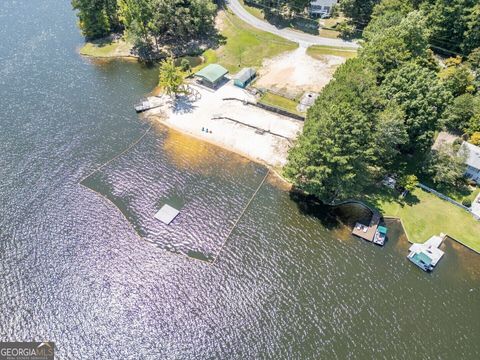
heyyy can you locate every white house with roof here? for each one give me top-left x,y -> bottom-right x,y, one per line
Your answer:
462,141 -> 480,183
310,0 -> 338,17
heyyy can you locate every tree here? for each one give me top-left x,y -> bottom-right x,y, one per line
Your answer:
360,11 -> 430,79
426,142 -> 466,185
442,93 -> 480,133
118,0 -> 153,48
284,59 -> 385,201
149,0 -> 216,43
337,21 -> 357,40
362,0 -> 413,42
158,57 -> 186,97
468,112 -> 480,135
398,174 -> 418,192
467,47 -> 480,86
72,0 -> 121,39
438,57 -> 475,97
339,0 -> 381,30
470,132 -> 480,146
374,103 -> 408,165
74,0 -> 217,54
180,58 -> 191,73
461,4 -> 480,55
381,62 -> 452,152
422,0 -> 478,55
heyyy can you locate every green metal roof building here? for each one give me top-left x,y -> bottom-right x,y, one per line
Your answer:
194,64 -> 228,88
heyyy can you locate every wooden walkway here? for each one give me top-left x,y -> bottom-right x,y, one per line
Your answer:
352,213 -> 381,242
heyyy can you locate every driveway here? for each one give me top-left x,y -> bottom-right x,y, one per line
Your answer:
472,193 -> 480,219
226,0 -> 359,48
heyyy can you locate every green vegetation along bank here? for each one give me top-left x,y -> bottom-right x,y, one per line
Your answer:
285,0 -> 480,202
285,0 -> 480,251
363,187 -> 480,252
73,0 -> 217,58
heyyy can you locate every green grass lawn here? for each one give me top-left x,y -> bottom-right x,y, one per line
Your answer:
196,11 -> 297,73
363,186 -> 480,252
307,45 -> 358,59
79,38 -> 132,57
259,92 -> 302,115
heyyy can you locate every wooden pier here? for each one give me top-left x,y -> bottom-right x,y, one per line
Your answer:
352,212 -> 381,242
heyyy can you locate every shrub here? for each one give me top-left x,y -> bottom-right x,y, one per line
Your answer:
470,132 -> 480,145
462,198 -> 472,207
337,21 -> 357,40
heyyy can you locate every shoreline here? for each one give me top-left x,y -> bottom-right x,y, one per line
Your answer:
143,81 -> 303,168
145,113 -> 293,188
145,103 -> 480,255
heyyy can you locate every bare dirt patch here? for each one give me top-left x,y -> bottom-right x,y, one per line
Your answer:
255,46 -> 346,98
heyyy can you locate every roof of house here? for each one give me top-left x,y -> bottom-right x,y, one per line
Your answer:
195,64 -> 228,83
412,252 -> 433,266
461,141 -> 480,170
234,67 -> 256,83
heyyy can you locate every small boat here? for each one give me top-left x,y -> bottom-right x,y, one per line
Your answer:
372,225 -> 388,246
134,100 -> 151,113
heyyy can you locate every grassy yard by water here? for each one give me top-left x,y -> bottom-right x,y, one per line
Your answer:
195,10 -> 298,73
79,38 -> 133,58
363,187 -> 480,252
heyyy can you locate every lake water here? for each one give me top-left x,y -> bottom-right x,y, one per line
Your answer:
0,1 -> 479,359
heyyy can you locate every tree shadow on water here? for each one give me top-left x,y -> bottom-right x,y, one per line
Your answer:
289,188 -> 342,230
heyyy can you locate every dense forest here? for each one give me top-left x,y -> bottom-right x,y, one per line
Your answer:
285,0 -> 480,202
248,0 -> 479,57
71,0 -> 217,54
341,0 -> 480,56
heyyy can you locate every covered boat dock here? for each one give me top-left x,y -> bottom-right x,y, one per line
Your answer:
407,234 -> 445,271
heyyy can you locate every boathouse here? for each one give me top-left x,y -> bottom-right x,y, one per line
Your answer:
407,234 -> 445,272
194,64 -> 228,89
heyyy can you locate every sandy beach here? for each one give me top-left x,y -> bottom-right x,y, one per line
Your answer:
143,81 -> 304,168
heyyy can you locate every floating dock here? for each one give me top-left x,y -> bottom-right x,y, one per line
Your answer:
134,97 -> 164,113
135,100 -> 151,113
352,213 -> 381,242
154,204 -> 180,225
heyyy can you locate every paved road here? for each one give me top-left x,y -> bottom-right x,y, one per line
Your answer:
226,0 -> 359,48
